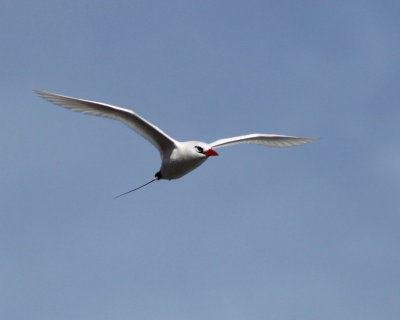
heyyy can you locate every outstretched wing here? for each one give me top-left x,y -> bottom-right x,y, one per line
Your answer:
34,90 -> 177,155
210,133 -> 317,149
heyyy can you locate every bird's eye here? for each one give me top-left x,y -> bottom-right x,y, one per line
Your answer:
195,146 -> 204,153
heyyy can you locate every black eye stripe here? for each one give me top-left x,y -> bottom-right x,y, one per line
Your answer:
195,146 -> 204,153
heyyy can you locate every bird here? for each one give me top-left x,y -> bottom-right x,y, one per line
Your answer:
34,90 -> 317,197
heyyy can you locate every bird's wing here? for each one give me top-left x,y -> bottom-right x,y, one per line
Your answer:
209,134 -> 317,149
34,90 -> 177,155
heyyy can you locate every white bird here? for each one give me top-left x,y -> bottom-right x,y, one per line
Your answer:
34,90 -> 317,197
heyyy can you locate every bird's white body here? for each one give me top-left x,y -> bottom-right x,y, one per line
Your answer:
35,90 -> 317,194
160,141 -> 212,179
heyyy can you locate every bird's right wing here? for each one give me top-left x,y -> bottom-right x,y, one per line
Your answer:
210,134 -> 317,149
34,90 -> 177,155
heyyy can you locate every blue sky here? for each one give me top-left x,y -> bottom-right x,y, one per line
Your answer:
1,1 -> 399,319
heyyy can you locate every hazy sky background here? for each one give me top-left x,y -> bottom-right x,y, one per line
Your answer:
1,1 -> 399,319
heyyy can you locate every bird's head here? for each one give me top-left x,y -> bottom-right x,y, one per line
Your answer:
182,141 -> 218,159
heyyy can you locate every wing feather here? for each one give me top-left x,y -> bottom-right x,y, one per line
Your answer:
34,90 -> 176,154
210,134 -> 317,149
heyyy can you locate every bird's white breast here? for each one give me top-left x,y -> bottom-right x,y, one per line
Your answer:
160,143 -> 208,180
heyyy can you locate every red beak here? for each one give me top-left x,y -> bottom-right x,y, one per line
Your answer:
204,149 -> 218,156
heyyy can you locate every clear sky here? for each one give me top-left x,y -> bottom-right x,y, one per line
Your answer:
1,1 -> 399,319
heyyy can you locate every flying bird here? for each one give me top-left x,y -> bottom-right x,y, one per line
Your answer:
34,90 -> 317,197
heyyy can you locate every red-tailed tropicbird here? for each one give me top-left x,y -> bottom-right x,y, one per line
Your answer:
35,90 -> 317,197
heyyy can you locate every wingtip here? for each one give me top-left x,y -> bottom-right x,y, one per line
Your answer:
302,137 -> 319,145
33,89 -> 47,96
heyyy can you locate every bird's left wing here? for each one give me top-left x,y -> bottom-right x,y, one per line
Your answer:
34,90 -> 177,155
209,134 -> 317,149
